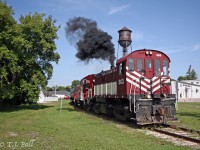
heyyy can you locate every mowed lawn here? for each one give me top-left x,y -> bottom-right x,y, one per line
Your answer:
0,101 -> 198,150
169,102 -> 200,130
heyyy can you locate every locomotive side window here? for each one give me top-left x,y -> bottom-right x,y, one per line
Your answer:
119,63 -> 122,75
155,59 -> 161,76
146,60 -> 152,69
163,60 -> 168,76
128,58 -> 134,71
137,58 -> 143,72
119,62 -> 125,75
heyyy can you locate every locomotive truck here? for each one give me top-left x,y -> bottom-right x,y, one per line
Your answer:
71,27 -> 177,125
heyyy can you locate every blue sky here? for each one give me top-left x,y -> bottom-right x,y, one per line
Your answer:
7,0 -> 200,86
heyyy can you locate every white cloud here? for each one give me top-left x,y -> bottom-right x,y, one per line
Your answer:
108,4 -> 130,15
192,44 -> 200,51
159,45 -> 191,54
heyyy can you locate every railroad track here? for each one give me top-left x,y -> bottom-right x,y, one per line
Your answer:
71,104 -> 200,146
151,124 -> 200,144
162,123 -> 200,135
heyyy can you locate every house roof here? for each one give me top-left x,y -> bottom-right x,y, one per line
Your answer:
43,91 -> 70,96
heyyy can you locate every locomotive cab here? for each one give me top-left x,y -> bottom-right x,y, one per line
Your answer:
121,49 -> 176,124
119,49 -> 172,99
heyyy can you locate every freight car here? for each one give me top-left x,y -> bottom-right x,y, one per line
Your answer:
71,27 -> 177,125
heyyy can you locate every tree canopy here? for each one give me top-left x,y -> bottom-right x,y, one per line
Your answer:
177,65 -> 198,81
71,80 -> 80,89
0,1 -> 60,104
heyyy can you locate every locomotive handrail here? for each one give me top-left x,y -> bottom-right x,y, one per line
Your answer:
129,79 -> 133,112
129,78 -> 137,113
133,80 -> 137,113
139,77 -> 145,97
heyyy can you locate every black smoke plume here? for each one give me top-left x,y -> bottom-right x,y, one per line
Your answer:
65,17 -> 115,66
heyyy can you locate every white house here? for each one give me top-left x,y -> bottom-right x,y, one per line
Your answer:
38,90 -> 45,103
171,80 -> 200,101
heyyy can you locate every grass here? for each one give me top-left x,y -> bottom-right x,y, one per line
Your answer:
169,102 -> 200,130
0,101 -> 197,150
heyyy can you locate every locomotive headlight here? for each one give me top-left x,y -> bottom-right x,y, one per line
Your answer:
149,51 -> 152,55
146,91 -> 152,99
145,51 -> 149,55
147,94 -> 151,99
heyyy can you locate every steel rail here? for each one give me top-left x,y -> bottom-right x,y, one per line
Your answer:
162,124 -> 200,135
152,128 -> 200,144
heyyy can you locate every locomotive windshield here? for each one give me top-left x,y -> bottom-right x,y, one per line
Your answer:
155,59 -> 161,76
137,58 -> 143,72
146,60 -> 152,69
128,58 -> 134,71
163,60 -> 169,76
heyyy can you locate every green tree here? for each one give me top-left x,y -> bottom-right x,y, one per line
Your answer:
185,65 -> 197,80
0,1 -> 60,104
57,86 -> 66,91
177,76 -> 187,81
71,80 -> 80,89
0,1 -> 19,102
190,69 -> 197,80
46,86 -> 53,91
177,65 -> 198,81
66,86 -> 71,92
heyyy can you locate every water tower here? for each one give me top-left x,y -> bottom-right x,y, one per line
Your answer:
118,27 -> 132,56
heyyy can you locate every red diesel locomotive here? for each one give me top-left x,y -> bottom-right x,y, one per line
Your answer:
71,27 -> 177,125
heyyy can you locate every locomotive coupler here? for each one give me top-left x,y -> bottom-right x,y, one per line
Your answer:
152,105 -> 165,116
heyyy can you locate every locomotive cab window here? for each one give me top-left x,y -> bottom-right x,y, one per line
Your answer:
137,58 -> 143,72
128,58 -> 134,71
82,79 -> 90,88
155,59 -> 161,76
163,60 -> 168,76
119,62 -> 125,75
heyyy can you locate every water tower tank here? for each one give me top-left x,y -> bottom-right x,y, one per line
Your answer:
118,27 -> 132,56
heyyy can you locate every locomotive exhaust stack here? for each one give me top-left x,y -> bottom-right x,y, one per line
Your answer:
118,27 -> 132,56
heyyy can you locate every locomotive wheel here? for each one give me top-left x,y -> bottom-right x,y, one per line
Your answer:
79,101 -> 84,108
74,100 -> 78,106
87,102 -> 94,111
113,109 -> 127,121
93,103 -> 100,114
113,105 -> 131,121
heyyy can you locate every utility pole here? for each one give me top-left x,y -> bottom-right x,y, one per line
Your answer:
54,85 -> 57,96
